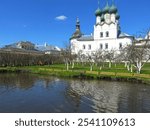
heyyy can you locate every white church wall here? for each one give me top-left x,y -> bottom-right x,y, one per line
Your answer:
111,14 -> 116,23
71,37 -> 132,55
94,23 -> 117,40
96,16 -> 101,24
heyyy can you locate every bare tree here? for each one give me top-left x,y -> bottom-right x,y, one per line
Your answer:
61,49 -> 70,71
0,50 -> 62,67
86,53 -> 94,71
123,29 -> 150,74
92,49 -> 105,70
76,50 -> 85,66
104,49 -> 116,68
126,40 -> 150,74
61,42 -> 76,70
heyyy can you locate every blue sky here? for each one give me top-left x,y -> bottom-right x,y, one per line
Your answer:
0,0 -> 149,48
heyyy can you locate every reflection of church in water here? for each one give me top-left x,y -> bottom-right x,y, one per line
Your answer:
68,80 -> 149,113
68,80 -> 120,112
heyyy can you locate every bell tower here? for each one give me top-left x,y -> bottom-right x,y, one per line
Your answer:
94,0 -> 120,40
70,18 -> 82,39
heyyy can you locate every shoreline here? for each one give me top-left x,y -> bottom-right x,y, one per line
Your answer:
0,67 -> 150,85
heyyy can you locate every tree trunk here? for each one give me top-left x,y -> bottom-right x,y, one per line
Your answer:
90,65 -> 93,71
124,61 -> 128,68
109,61 -> 111,68
99,66 -> 102,70
136,61 -> 142,74
66,62 -> 69,71
72,61 -> 74,69
137,67 -> 141,74
127,64 -> 130,71
130,64 -> 133,73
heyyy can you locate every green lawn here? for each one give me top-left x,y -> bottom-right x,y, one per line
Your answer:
0,63 -> 150,84
47,63 -> 150,74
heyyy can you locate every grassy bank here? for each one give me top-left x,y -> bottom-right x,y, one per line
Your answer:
0,63 -> 150,84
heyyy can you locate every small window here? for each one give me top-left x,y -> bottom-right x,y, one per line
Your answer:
88,45 -> 91,50
105,43 -> 108,49
100,32 -> 103,38
119,43 -> 122,49
100,44 -> 103,49
106,31 -> 109,37
83,45 -> 86,50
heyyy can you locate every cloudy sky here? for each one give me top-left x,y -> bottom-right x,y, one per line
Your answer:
0,0 -> 149,48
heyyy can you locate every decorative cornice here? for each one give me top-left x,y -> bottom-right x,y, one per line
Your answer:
96,21 -> 115,26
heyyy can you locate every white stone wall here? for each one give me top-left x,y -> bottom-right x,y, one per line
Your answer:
71,37 -> 132,55
111,14 -> 116,23
94,23 -> 118,40
96,16 -> 101,24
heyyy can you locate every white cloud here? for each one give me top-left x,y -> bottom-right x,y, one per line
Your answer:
55,15 -> 67,21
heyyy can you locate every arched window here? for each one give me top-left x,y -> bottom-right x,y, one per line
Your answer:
100,32 -> 103,38
88,45 -> 91,50
106,31 -> 109,37
105,43 -> 108,49
100,44 -> 103,49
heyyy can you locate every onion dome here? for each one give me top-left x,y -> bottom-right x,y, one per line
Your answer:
116,12 -> 120,19
103,2 -> 110,14
109,4 -> 117,14
95,8 -> 102,16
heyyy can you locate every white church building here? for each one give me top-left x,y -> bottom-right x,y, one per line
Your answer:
70,1 -> 134,55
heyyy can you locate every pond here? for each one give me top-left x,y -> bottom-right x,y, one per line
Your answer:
0,73 -> 150,113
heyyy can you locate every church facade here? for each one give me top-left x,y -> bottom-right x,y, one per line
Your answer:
70,1 -> 134,55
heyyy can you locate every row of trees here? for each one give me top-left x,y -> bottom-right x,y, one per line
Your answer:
62,38 -> 150,74
0,51 -> 63,67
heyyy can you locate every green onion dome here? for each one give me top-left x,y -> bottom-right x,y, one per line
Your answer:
95,8 -> 102,16
116,12 -> 120,19
103,3 -> 110,14
109,4 -> 117,14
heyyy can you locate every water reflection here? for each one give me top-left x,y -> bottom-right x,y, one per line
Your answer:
68,80 -> 121,113
0,73 -> 36,90
0,73 -> 150,113
67,79 -> 150,113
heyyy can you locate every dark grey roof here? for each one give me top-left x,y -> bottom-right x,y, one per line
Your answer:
5,43 -> 17,48
70,30 -> 82,40
77,35 -> 94,41
4,41 -> 35,48
0,48 -> 43,54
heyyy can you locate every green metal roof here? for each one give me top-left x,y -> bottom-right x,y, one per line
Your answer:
103,2 -> 110,14
95,8 -> 102,16
116,12 -> 120,19
109,4 -> 117,14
